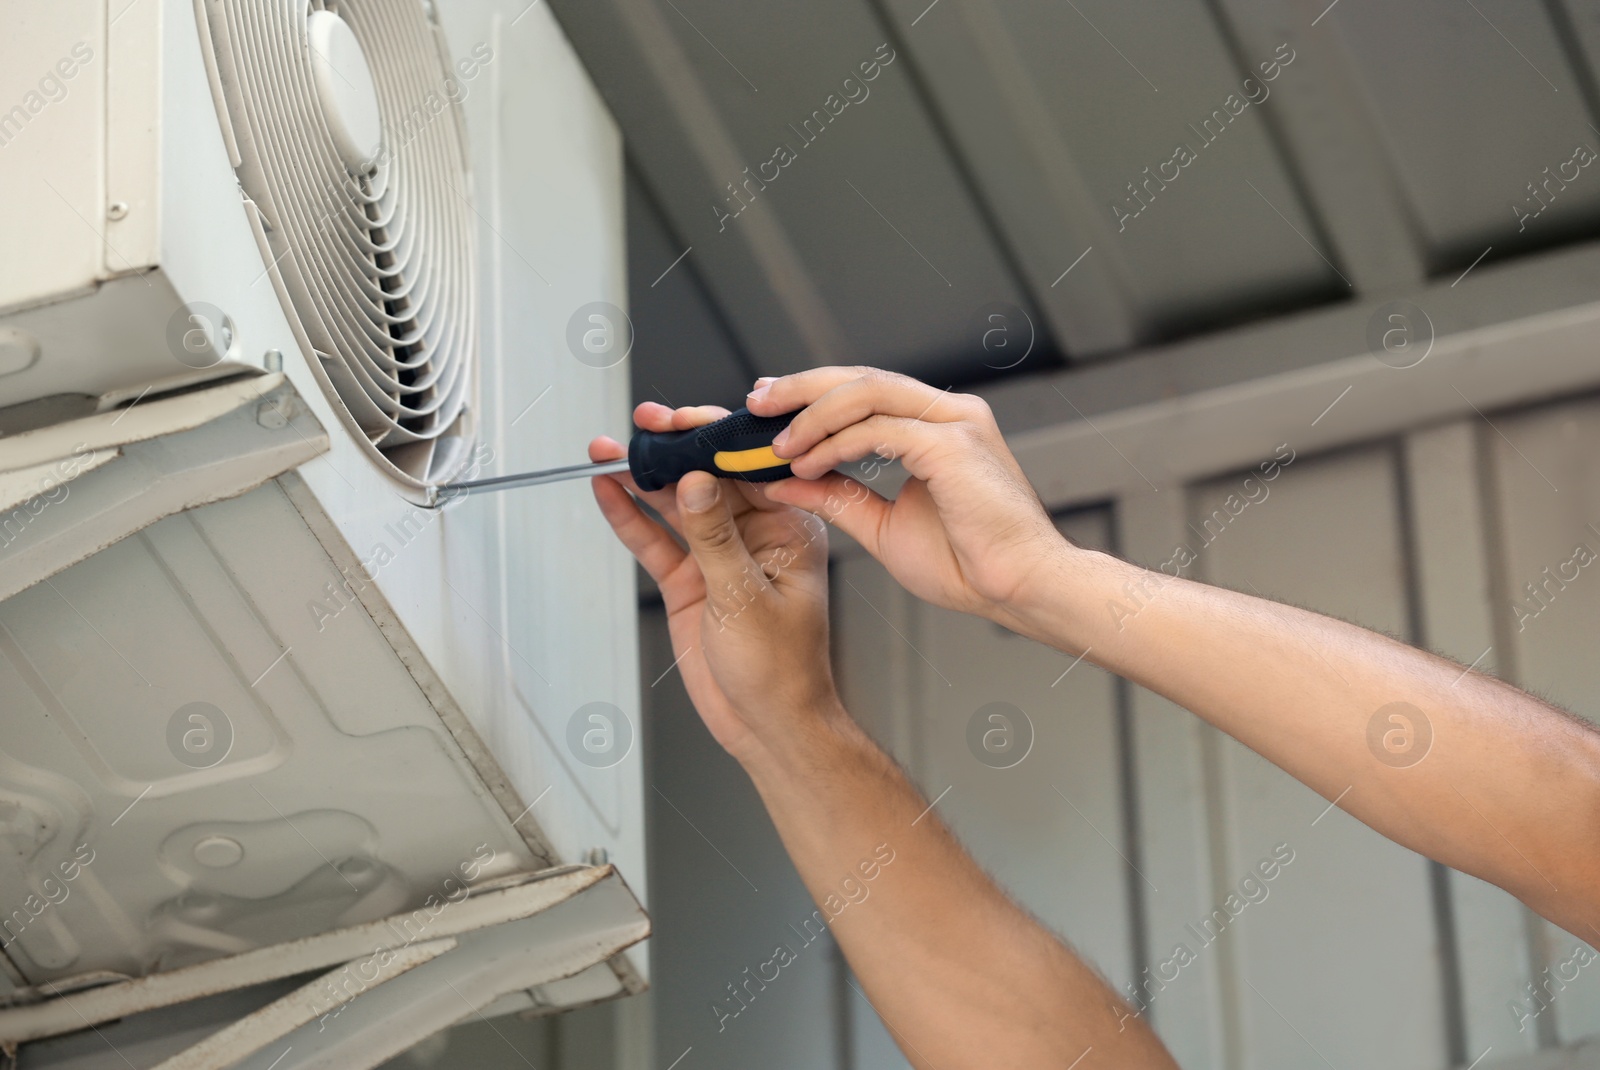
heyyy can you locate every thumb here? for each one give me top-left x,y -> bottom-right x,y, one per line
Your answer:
677,473 -> 762,596
765,473 -> 892,558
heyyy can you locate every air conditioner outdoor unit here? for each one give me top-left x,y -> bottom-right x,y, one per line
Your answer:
0,0 -> 646,1066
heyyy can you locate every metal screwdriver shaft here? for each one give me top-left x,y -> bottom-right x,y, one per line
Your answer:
427,407 -> 798,508
439,458 -> 631,500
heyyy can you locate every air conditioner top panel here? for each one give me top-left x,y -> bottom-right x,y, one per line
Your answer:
0,2 -> 121,315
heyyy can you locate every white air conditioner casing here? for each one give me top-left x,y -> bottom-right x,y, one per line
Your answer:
0,0 -> 647,1057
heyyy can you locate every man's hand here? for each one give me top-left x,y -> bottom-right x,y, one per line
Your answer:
588,402 -> 844,764
590,394 -> 1183,1070
749,367 -> 1067,634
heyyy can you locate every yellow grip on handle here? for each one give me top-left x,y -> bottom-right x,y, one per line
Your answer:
713,445 -> 785,474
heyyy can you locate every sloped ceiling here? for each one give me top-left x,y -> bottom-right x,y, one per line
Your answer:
548,0 -> 1600,409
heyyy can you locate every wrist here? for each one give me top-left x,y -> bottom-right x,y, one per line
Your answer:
994,540 -> 1137,651
731,695 -> 870,783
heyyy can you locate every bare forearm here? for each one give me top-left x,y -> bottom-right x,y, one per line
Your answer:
736,704 -> 1178,1070
1012,542 -> 1600,933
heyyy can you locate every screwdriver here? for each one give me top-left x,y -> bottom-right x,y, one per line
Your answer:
427,407 -> 799,506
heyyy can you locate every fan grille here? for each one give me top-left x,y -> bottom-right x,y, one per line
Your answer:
199,0 -> 476,486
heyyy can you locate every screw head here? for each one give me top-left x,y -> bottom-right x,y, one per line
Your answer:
107,202 -> 129,221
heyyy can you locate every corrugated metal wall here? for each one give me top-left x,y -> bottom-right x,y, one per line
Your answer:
831,394 -> 1600,1069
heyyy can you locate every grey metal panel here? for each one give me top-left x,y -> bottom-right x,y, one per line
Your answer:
870,0 -> 1142,357
1191,447 -> 1451,1068
834,551 -> 923,797
0,481 -> 546,982
832,552 -> 926,1070
1118,490 -> 1229,1070
1208,0 -> 1430,295
225,874 -> 648,1070
914,510 -> 1138,992
1487,393 -> 1600,1043
883,0 -> 1347,352
546,0 -> 1031,379
982,241 -> 1600,443
985,269 -> 1600,520
835,514 -> 1138,1063
541,0 -> 1600,411
637,607 -> 841,1070
16,979 -> 309,1070
1325,0 -> 1600,265
987,0 -> 1346,332
625,172 -> 756,410
438,0 -> 647,898
1404,420 -> 1540,1060
0,377 -> 327,605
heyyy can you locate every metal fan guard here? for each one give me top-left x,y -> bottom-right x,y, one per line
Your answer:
197,0 -> 478,487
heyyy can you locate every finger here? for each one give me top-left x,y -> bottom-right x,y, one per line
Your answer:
633,402 -> 678,432
730,477 -> 795,514
662,407 -> 761,526
676,472 -> 764,608
746,366 -> 958,425
765,473 -> 893,559
588,434 -> 626,463
636,402 -> 731,431
589,434 -> 686,532
597,404 -> 741,530
744,366 -> 866,414
769,372 -> 977,460
671,404 -> 731,430
782,414 -> 948,481
591,474 -> 689,584
588,433 -> 652,496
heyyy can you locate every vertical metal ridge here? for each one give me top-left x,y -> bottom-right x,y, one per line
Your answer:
1391,437 -> 1469,1066
1472,413 -> 1562,1051
1187,484 -> 1245,1070
1106,502 -> 1153,1019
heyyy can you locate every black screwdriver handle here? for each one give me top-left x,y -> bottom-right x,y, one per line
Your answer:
628,407 -> 799,492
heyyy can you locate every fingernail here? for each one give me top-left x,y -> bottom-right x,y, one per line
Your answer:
682,478 -> 719,512
771,427 -> 790,451
747,378 -> 775,403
